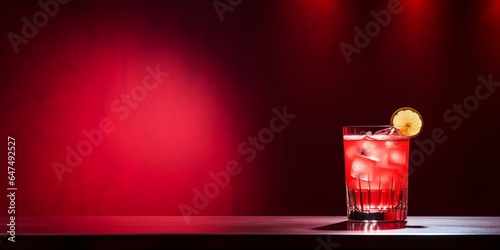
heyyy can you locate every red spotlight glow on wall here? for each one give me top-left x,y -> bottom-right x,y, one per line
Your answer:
4,5 -> 245,216
477,0 -> 500,58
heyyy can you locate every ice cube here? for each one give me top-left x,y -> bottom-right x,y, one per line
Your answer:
389,128 -> 402,136
358,131 -> 373,136
377,146 -> 407,173
374,127 -> 401,136
374,127 -> 392,135
361,140 -> 385,161
344,140 -> 362,159
374,127 -> 406,142
387,147 -> 407,166
351,155 -> 376,181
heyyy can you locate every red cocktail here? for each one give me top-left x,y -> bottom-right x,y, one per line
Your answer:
343,126 -> 409,221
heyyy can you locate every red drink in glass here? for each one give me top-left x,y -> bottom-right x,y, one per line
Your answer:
343,126 -> 409,222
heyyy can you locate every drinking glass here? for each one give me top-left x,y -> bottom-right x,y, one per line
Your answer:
343,125 -> 409,222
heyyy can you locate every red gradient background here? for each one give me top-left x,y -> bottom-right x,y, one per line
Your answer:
1,0 -> 500,218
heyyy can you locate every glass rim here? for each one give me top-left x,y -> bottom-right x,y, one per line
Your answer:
342,125 -> 409,139
342,125 -> 391,128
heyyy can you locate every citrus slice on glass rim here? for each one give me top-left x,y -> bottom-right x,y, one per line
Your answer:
390,107 -> 423,138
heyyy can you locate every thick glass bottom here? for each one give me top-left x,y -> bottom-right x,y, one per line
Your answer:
346,187 -> 408,222
348,210 -> 407,222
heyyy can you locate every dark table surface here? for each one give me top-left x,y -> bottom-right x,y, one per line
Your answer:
1,216 -> 499,249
